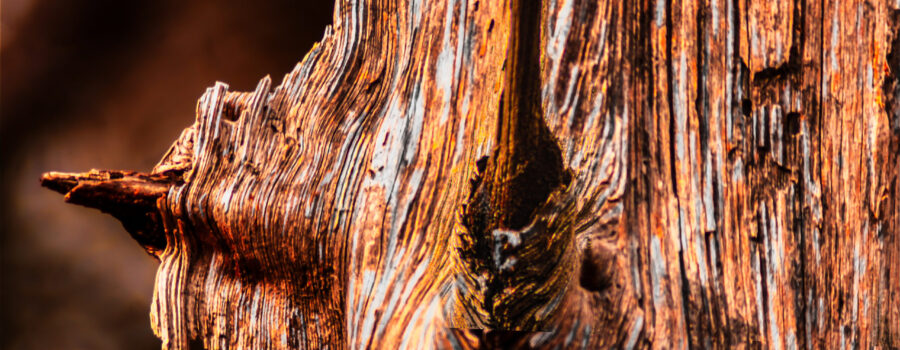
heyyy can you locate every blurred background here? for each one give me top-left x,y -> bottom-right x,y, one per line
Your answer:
1,1 -> 332,348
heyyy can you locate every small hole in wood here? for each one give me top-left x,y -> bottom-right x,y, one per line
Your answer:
579,243 -> 613,293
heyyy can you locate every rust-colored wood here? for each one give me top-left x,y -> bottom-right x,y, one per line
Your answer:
41,0 -> 900,348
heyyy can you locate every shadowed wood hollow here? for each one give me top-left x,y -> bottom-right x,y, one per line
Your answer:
41,0 -> 899,348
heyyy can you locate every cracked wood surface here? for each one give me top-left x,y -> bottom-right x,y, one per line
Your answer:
40,0 -> 899,348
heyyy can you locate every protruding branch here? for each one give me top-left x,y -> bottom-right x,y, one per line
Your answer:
41,170 -> 179,257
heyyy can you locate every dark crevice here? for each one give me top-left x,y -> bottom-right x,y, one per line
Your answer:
188,336 -> 205,350
881,9 -> 900,135
470,330 -> 537,350
785,112 -> 803,137
751,61 -> 801,88
695,2 -> 715,346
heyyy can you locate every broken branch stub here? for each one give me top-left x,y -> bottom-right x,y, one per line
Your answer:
41,170 -> 177,256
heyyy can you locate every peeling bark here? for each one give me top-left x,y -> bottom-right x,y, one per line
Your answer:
42,0 -> 899,348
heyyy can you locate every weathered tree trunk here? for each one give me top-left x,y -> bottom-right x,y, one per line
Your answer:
41,0 -> 899,348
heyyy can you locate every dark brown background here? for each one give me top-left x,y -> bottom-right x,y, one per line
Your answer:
1,1 -> 332,348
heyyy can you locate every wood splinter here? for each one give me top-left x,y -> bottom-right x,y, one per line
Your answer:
40,169 -> 178,257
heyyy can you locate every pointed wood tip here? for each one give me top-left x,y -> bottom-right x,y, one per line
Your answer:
40,171 -> 83,195
40,169 -> 126,195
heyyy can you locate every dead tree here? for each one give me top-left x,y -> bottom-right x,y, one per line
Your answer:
42,0 -> 899,348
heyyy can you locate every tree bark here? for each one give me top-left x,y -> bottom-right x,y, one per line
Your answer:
41,0 -> 899,348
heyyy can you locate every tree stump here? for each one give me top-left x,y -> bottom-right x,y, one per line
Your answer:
42,0 -> 900,348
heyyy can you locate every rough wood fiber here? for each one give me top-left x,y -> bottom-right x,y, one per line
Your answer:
41,0 -> 899,348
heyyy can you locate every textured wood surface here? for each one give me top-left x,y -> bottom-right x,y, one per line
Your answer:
41,0 -> 899,348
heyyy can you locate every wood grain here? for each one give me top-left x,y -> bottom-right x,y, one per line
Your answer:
41,0 -> 899,348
